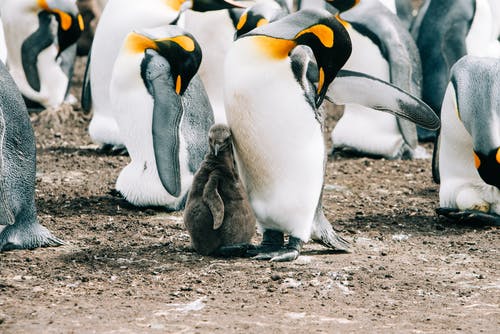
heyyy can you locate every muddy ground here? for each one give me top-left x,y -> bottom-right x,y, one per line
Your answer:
1,36 -> 499,334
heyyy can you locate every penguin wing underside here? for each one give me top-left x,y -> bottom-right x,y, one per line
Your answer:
326,70 -> 440,131
202,173 -> 224,230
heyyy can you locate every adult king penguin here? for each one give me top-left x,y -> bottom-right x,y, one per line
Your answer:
0,61 -> 63,251
327,0 -> 424,159
111,26 -> 214,209
437,56 -> 500,225
83,0 -> 244,150
224,9 -> 439,261
413,0 -> 500,143
1,0 -> 83,109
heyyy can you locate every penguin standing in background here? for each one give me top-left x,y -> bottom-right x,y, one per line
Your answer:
413,0 -> 500,142
224,9 -> 439,261
437,56 -> 500,225
0,61 -> 63,251
84,0 -> 245,150
1,0 -> 83,110
328,0 -> 425,159
111,26 -> 214,210
76,0 -> 102,55
184,124 -> 256,256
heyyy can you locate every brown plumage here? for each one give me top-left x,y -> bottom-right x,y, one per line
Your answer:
183,124 -> 256,256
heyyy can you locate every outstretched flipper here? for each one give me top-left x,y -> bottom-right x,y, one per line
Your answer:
143,50 -> 184,197
202,173 -> 224,229
326,69 -> 440,131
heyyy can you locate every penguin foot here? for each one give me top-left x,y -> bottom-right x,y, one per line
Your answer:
217,243 -> 255,258
436,207 -> 500,226
0,222 -> 64,252
252,236 -> 303,262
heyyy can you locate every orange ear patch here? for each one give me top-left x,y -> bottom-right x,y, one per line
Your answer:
317,67 -> 325,94
253,36 -> 296,59
158,35 -> 195,52
126,33 -> 158,53
474,152 -> 481,169
496,148 -> 500,165
175,75 -> 182,95
53,9 -> 73,31
295,24 -> 334,48
237,12 -> 248,30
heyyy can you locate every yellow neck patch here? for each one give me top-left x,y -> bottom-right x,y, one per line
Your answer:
295,24 -> 334,48
78,14 -> 85,31
317,67 -> 325,94
126,33 -> 158,53
53,9 -> 73,31
473,152 -> 481,169
335,13 -> 350,29
165,0 -> 185,11
237,12 -> 248,30
37,0 -> 49,10
496,148 -> 500,165
158,35 -> 195,52
253,36 -> 296,59
256,18 -> 268,28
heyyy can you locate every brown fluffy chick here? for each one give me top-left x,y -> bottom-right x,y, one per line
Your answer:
183,124 -> 256,256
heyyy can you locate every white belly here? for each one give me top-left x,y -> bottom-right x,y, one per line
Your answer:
224,43 -> 324,240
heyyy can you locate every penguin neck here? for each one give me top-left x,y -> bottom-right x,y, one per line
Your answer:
208,149 -> 237,174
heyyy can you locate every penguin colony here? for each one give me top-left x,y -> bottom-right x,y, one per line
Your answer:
0,0 -> 498,259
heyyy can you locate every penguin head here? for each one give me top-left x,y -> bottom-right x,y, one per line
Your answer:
208,124 -> 232,157
242,9 -> 352,107
473,149 -> 500,189
125,26 -> 202,96
234,1 -> 289,40
186,0 -> 247,12
37,0 -> 84,57
324,0 -> 360,13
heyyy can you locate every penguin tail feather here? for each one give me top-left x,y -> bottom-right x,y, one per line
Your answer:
311,210 -> 351,252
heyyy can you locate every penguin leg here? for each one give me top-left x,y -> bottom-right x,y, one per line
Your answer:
252,236 -> 303,262
216,230 -> 285,258
0,221 -> 64,252
436,208 -> 500,227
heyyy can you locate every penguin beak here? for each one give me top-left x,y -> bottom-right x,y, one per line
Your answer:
191,0 -> 247,12
473,148 -> 500,189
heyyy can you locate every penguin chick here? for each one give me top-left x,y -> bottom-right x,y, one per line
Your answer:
183,124 -> 256,256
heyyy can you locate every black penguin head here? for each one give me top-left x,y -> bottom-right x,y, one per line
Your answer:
38,0 -> 84,57
243,9 -> 352,108
325,0 -> 360,12
188,0 -> 247,12
234,1 -> 289,40
126,26 -> 202,95
473,149 -> 500,189
208,124 -> 232,156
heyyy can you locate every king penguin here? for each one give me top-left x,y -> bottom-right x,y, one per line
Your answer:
111,26 -> 214,209
412,0 -> 500,143
224,8 -> 439,261
437,55 -> 500,225
83,0 -> 245,150
327,0 -> 424,159
1,0 -> 83,109
0,61 -> 63,251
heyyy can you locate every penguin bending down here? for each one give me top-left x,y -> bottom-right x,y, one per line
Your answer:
437,56 -> 500,225
327,0 -> 424,159
84,0 -> 245,149
184,124 -> 256,256
111,26 -> 214,209
0,61 -> 63,251
224,9 -> 439,261
1,0 -> 83,109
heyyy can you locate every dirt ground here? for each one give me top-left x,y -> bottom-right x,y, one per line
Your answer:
1,17 -> 500,334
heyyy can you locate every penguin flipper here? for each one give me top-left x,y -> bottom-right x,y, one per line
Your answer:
311,204 -> 350,252
326,70 -> 440,131
81,47 -> 92,113
0,221 -> 64,252
146,52 -> 183,197
21,11 -> 54,92
202,173 -> 224,230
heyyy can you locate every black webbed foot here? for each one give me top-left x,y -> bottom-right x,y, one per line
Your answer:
253,236 -> 303,262
436,207 -> 500,226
